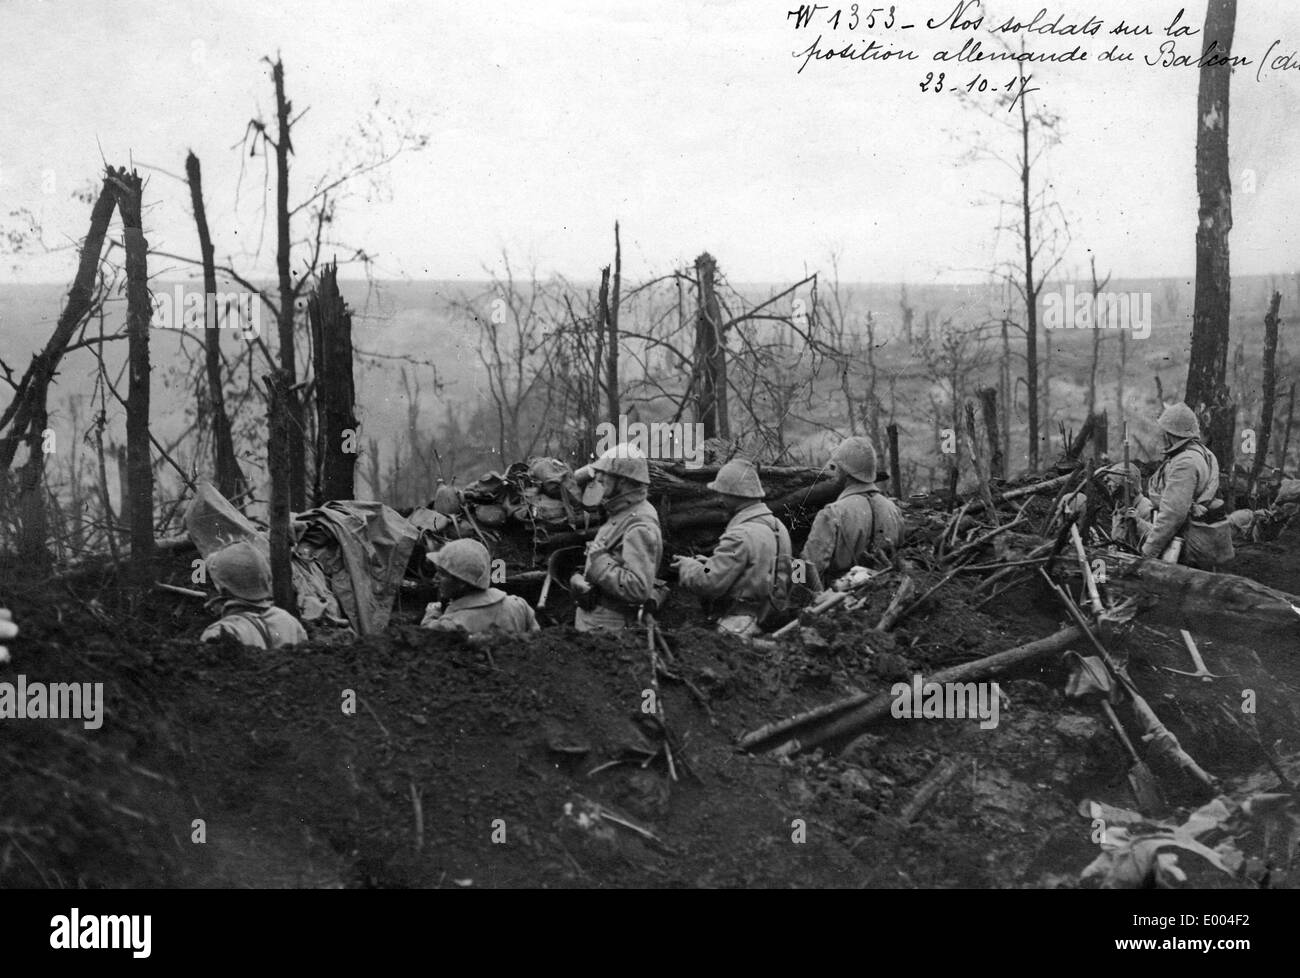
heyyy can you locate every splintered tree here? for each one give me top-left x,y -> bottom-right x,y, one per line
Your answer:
309,262 -> 358,503
0,177 -> 115,573
1185,0 -> 1238,465
106,166 -> 155,586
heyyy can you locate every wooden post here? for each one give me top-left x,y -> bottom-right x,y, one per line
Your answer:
264,371 -> 296,612
978,386 -> 1003,480
887,422 -> 902,494
107,166 -> 155,587
308,262 -> 358,503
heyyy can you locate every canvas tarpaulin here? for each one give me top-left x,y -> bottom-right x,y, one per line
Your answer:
293,500 -> 418,635
184,483 -> 416,635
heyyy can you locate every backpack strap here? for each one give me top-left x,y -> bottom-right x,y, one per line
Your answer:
231,611 -> 275,648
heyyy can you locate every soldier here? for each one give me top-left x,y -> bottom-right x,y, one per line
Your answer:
671,459 -> 793,637
1131,403 -> 1230,568
200,541 -> 308,649
422,539 -> 539,637
801,436 -> 904,591
570,443 -> 664,632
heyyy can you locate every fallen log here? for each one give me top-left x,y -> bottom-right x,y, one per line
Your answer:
1063,552 -> 1300,645
740,625 -> 1084,756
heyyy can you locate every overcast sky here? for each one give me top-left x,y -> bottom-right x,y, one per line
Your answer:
3,0 -> 1299,286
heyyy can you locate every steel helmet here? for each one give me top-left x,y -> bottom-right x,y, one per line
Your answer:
590,443 -> 650,485
427,538 -> 492,589
830,436 -> 878,483
1157,402 -> 1201,441
207,541 -> 273,602
707,459 -> 765,499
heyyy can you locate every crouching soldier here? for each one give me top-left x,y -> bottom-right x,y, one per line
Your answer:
200,541 -> 308,649
672,459 -> 792,637
422,539 -> 539,637
570,444 -> 664,632
801,436 -> 904,591
1131,403 -> 1232,569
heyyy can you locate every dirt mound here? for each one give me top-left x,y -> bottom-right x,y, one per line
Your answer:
3,530 -> 1299,888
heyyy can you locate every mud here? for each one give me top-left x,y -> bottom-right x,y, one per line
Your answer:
2,524 -> 1298,889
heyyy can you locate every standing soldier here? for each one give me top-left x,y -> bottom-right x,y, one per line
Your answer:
422,539 -> 540,637
801,436 -> 904,591
672,459 -> 793,637
570,444 -> 664,632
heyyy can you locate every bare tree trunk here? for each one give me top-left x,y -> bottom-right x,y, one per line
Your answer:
607,221 -> 621,425
694,253 -> 729,439
1000,319 -> 1012,467
979,386 -> 1004,480
114,444 -> 131,551
308,263 -> 358,503
866,312 -> 881,450
185,151 -> 245,503
264,371 -> 296,612
107,166 -> 155,587
1278,383 -> 1296,475
1117,321 -> 1128,430
1019,58 -> 1041,471
366,436 -> 382,499
887,422 -> 902,495
1185,0 -> 1237,467
1087,255 -> 1110,417
17,406 -> 49,573
269,58 -> 306,510
1248,291 -> 1281,500
597,266 -> 613,425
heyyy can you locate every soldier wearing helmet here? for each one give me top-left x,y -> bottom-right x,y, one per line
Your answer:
672,459 -> 793,637
801,436 -> 904,591
421,539 -> 539,636
200,540 -> 308,649
1131,402 -> 1226,565
570,443 -> 664,632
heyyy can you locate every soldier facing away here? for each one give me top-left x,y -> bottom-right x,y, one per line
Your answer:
422,538 -> 540,637
672,459 -> 793,637
801,436 -> 904,591
200,541 -> 308,649
1129,402 -> 1232,569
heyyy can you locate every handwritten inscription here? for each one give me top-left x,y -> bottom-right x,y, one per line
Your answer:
787,2 -> 1298,94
